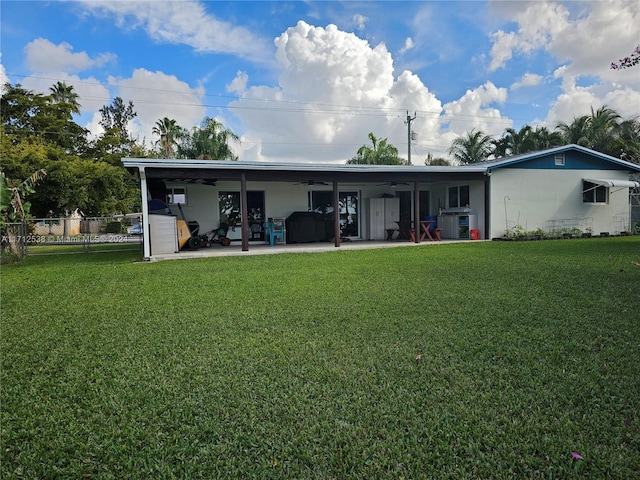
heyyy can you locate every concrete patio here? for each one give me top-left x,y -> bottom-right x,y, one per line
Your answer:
147,238 -> 476,262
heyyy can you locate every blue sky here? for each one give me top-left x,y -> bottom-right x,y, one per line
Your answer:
1,1 -> 639,163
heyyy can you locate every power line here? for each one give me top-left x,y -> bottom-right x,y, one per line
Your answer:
4,72 -> 532,125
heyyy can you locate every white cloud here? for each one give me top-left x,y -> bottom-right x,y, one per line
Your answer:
488,0 -> 640,138
229,21 -> 448,163
106,68 -> 207,146
399,37 -> 415,55
488,30 -> 520,72
488,1 -> 569,71
79,0 -> 272,62
226,71 -> 248,95
545,83 -> 640,129
24,38 -> 116,73
0,56 -> 8,87
511,73 -> 543,90
442,82 -> 512,137
352,14 -> 368,31
547,1 -> 640,88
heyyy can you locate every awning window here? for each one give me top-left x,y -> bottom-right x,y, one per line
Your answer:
583,178 -> 640,190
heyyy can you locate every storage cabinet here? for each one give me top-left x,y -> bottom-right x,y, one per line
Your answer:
438,213 -> 478,239
368,198 -> 400,240
149,214 -> 178,254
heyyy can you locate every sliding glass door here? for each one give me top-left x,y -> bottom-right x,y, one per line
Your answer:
309,190 -> 359,238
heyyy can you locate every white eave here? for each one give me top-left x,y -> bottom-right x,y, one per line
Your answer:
121,158 -> 488,174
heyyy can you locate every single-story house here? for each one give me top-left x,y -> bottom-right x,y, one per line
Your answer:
122,144 -> 640,261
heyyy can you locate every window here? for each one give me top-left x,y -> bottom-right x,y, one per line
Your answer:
218,191 -> 265,227
219,191 -> 241,226
555,153 -> 565,166
582,181 -> 608,204
449,185 -> 469,208
166,186 -> 187,205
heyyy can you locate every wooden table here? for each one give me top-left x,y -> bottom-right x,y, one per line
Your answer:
420,220 -> 436,241
385,228 -> 397,241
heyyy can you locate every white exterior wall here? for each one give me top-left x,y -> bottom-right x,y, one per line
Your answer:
432,181 -> 486,238
489,168 -> 633,238
165,181 -> 314,241
164,180 -> 492,241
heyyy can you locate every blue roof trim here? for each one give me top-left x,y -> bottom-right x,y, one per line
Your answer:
481,145 -> 640,172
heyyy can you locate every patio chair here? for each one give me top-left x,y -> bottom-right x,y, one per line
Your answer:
249,222 -> 263,241
263,221 -> 285,245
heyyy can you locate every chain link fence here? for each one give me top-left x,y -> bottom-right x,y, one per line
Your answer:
1,214 -> 143,261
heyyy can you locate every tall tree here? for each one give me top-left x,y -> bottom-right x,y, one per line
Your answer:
493,125 -> 564,158
493,126 -> 534,157
586,105 -> 621,155
152,117 -> 180,158
49,81 -> 81,115
530,126 -> 564,151
448,129 -> 494,164
424,153 -> 450,166
177,117 -> 239,160
556,115 -> 590,147
1,83 -> 87,154
612,118 -> 640,164
1,83 -> 140,216
347,132 -> 408,165
98,97 -> 137,156
555,105 -> 639,159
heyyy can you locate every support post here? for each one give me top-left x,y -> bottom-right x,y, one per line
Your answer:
414,181 -> 420,243
240,172 -> 248,251
333,178 -> 340,247
139,168 -> 151,260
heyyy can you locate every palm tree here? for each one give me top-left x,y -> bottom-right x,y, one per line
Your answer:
178,117 -> 239,160
530,126 -> 564,150
49,81 -> 80,115
556,106 -> 632,158
347,132 -> 408,165
152,117 -> 180,158
556,115 -> 590,147
611,118 -> 640,163
448,129 -> 494,164
586,105 -> 621,155
424,153 -> 450,166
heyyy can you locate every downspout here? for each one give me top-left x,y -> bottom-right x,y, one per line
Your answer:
484,172 -> 491,240
333,178 -> 340,247
240,172 -> 248,252
140,167 -> 151,260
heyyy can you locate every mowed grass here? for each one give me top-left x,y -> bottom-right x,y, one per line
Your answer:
1,238 -> 639,479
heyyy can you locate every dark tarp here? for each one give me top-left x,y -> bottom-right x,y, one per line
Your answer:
286,212 -> 332,243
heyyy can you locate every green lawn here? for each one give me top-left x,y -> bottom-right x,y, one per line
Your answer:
1,238 -> 639,479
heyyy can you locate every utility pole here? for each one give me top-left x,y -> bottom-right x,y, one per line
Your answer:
405,111 -> 416,165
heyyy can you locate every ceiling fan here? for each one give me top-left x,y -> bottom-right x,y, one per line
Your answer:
377,181 -> 409,187
296,180 -> 329,186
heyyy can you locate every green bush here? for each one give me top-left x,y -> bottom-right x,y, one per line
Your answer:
105,221 -> 123,233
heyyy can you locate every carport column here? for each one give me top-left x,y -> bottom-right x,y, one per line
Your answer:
333,178 -> 340,247
140,167 -> 151,260
484,173 -> 491,240
414,181 -> 420,243
241,172 -> 249,251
